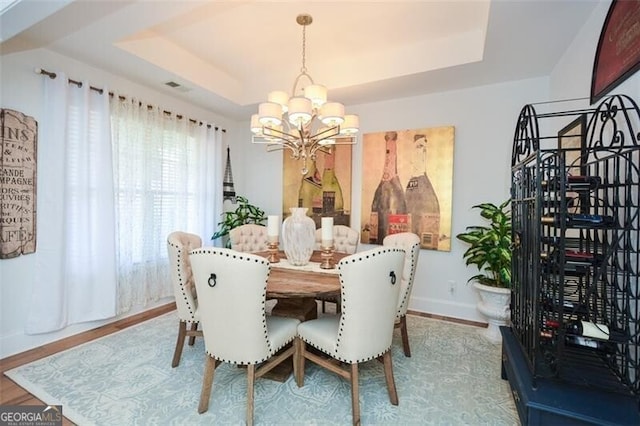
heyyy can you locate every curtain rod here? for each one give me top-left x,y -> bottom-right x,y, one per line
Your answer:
35,67 -> 226,132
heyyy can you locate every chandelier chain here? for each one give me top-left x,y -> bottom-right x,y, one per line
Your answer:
300,22 -> 307,75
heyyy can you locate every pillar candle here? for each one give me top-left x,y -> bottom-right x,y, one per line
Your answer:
321,217 -> 334,245
267,215 -> 279,242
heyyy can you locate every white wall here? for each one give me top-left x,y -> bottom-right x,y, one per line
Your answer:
0,48 -> 238,358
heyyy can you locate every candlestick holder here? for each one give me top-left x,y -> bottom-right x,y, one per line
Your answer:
320,244 -> 335,269
267,241 -> 280,263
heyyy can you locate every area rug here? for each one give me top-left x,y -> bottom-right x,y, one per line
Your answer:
6,312 -> 519,425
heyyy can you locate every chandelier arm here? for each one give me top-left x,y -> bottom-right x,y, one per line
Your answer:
266,144 -> 303,163
265,144 -> 289,153
309,142 -> 333,158
263,126 -> 298,144
309,125 -> 340,141
291,72 -> 315,97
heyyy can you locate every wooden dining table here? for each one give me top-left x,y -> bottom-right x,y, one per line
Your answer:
256,250 -> 349,322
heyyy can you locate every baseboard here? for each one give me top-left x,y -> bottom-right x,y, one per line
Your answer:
408,295 -> 486,326
408,310 -> 487,328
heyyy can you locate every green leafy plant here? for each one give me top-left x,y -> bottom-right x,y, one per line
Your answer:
455,200 -> 512,288
212,195 -> 266,247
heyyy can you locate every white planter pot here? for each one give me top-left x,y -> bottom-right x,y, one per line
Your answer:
474,282 -> 511,344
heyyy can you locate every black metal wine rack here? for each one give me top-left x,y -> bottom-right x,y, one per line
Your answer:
510,95 -> 640,402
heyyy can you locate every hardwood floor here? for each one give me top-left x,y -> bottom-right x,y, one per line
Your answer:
0,303 -> 484,426
0,303 -> 176,425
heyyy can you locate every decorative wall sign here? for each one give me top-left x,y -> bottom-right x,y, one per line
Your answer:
1,108 -> 37,259
361,126 -> 454,251
282,143 -> 352,229
591,0 -> 640,104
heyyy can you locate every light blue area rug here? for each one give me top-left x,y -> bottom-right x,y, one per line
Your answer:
6,312 -> 519,425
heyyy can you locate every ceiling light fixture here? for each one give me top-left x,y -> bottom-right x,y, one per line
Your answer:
251,13 -> 359,174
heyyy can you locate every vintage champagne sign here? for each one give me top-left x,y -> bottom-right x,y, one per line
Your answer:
1,108 -> 37,258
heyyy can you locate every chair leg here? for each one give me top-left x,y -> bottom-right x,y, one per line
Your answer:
399,315 -> 411,357
321,300 -> 327,313
246,364 -> 256,426
198,355 -> 217,414
382,351 -> 399,405
172,322 -> 187,368
294,338 -> 306,387
188,322 -> 199,346
350,363 -> 360,426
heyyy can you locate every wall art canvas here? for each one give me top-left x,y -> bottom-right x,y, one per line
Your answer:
282,143 -> 352,229
361,127 -> 454,251
591,0 -> 640,104
1,108 -> 38,259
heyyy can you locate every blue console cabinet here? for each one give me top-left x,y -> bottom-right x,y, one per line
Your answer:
500,327 -> 639,425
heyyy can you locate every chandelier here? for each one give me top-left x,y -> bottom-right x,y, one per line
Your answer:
251,13 -> 359,174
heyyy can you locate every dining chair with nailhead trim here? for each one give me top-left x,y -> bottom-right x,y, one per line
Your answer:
294,247 -> 405,426
383,232 -> 421,357
167,231 -> 203,368
189,247 -> 300,426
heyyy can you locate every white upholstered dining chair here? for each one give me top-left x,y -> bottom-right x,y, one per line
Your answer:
167,231 -> 203,367
314,225 -> 359,312
189,247 -> 300,425
294,247 -> 405,426
383,232 -> 421,357
229,224 -> 269,253
314,224 -> 359,254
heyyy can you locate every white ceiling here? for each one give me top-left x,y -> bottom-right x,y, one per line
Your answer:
1,0 -> 600,120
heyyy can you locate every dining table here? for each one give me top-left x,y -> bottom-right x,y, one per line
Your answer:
256,250 -> 349,322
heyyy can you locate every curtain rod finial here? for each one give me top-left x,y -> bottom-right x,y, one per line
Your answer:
35,67 -> 56,79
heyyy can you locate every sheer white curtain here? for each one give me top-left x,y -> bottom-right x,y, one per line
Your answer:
27,73 -> 117,333
110,97 -> 221,313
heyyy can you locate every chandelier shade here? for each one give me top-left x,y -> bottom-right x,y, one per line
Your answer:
251,13 -> 358,174
258,102 -> 282,126
288,97 -> 313,126
268,91 -> 290,111
304,84 -> 327,108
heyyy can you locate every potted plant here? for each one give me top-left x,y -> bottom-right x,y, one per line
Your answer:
456,200 -> 512,343
212,195 -> 266,248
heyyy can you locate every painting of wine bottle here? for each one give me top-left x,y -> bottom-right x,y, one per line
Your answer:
361,126 -> 454,251
282,142 -> 352,229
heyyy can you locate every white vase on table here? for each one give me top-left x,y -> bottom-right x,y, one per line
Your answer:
282,207 -> 316,266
